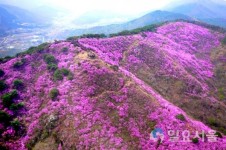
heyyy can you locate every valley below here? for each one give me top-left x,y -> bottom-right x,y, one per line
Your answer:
0,25 -> 73,58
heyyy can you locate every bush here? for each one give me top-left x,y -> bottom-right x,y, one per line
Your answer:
10,102 -> 24,111
192,138 -> 199,143
207,117 -> 218,127
0,80 -> 7,91
2,94 -> 13,108
13,61 -> 23,68
222,36 -> 226,45
11,90 -> 18,97
13,59 -> 26,68
44,54 -> 58,72
219,127 -> 226,135
66,36 -> 78,41
0,56 -> 13,64
54,69 -> 63,81
215,131 -> 223,138
47,63 -> 58,71
34,43 -> 49,53
67,73 -> 74,80
88,52 -> 96,59
61,47 -> 68,53
110,65 -> 119,71
61,68 -> 70,76
17,43 -> 49,55
49,88 -> 59,100
13,79 -> 24,90
66,34 -> 106,40
11,118 -> 20,131
53,68 -> 73,81
80,34 -> 107,38
218,87 -> 225,100
43,54 -> 57,65
176,114 -> 186,121
0,69 -> 5,77
1,90 -> 18,108
0,110 -> 10,123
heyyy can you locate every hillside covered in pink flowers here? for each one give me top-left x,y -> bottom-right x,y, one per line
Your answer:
0,21 -> 226,149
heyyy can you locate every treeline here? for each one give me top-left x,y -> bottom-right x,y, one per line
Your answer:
67,34 -> 107,41
109,23 -> 163,37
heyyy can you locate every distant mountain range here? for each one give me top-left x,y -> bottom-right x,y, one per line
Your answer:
170,1 -> 226,28
0,4 -> 47,36
67,0 -> 226,36
1,0 -> 226,37
0,4 -> 57,36
0,6 -> 19,33
0,4 -> 39,23
69,10 -> 194,36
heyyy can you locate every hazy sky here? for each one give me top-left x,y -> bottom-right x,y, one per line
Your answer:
1,0 -> 226,17
0,0 -> 175,15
